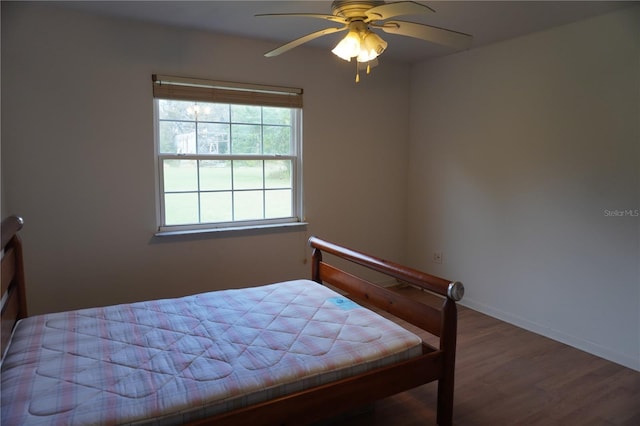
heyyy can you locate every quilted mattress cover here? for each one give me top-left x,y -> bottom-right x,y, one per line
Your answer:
1,279 -> 422,425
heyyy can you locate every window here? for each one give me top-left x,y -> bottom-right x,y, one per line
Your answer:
152,75 -> 303,234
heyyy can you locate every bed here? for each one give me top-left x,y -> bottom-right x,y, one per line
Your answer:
1,215 -> 464,425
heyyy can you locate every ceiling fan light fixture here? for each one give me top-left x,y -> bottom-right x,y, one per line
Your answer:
331,29 -> 361,61
357,30 -> 387,62
332,27 -> 387,63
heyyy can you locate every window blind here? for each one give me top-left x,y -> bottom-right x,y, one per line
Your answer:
152,75 -> 303,108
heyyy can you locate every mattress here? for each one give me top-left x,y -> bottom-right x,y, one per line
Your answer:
1,279 -> 422,425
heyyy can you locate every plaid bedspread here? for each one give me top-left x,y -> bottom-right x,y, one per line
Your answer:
1,279 -> 422,425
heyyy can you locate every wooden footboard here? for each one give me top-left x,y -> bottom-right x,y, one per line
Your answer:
309,236 -> 464,426
0,216 -> 463,425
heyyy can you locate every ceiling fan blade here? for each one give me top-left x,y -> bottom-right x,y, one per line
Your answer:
365,1 -> 434,22
377,20 -> 472,50
264,26 -> 347,57
256,13 -> 348,25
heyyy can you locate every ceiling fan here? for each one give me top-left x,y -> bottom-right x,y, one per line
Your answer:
257,1 -> 472,81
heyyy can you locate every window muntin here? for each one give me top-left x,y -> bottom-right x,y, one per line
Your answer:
155,96 -> 302,233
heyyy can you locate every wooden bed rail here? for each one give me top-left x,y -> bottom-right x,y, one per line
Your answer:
308,236 -> 464,301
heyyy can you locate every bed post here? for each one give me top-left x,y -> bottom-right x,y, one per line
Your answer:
311,246 -> 322,284
437,294 -> 458,426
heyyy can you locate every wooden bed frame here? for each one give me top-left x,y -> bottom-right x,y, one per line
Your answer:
1,215 -> 463,425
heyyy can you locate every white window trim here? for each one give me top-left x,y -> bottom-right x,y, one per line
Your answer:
152,76 -> 304,236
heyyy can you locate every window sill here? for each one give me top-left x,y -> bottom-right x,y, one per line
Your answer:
154,221 -> 308,239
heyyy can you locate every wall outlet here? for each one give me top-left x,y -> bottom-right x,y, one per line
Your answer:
432,251 -> 443,264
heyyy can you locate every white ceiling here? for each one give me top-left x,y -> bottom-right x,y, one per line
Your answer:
55,1 -> 635,63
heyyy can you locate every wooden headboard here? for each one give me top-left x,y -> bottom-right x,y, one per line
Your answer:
1,215 -> 27,357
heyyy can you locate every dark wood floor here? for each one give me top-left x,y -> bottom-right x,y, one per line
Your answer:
325,286 -> 640,425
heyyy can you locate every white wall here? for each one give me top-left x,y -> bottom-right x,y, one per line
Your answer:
407,6 -> 640,370
1,3 -> 410,314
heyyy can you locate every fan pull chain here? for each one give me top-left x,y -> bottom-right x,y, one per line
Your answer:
354,61 -> 374,83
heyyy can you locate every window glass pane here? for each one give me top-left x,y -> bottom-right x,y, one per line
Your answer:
198,123 -> 230,155
159,100 -> 193,120
201,192 -> 232,222
230,104 -> 261,124
186,103 -> 211,121
263,125 -> 291,155
233,160 -> 263,190
159,121 -> 196,154
234,191 -> 264,221
265,189 -> 292,218
200,160 -> 231,191
231,124 -> 261,154
263,107 -> 291,125
164,160 -> 198,191
201,103 -> 230,122
265,160 -> 291,189
164,193 -> 198,225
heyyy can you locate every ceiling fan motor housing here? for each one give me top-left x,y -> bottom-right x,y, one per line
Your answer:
331,1 -> 385,20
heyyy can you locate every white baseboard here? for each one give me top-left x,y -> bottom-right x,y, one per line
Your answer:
461,297 -> 640,372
